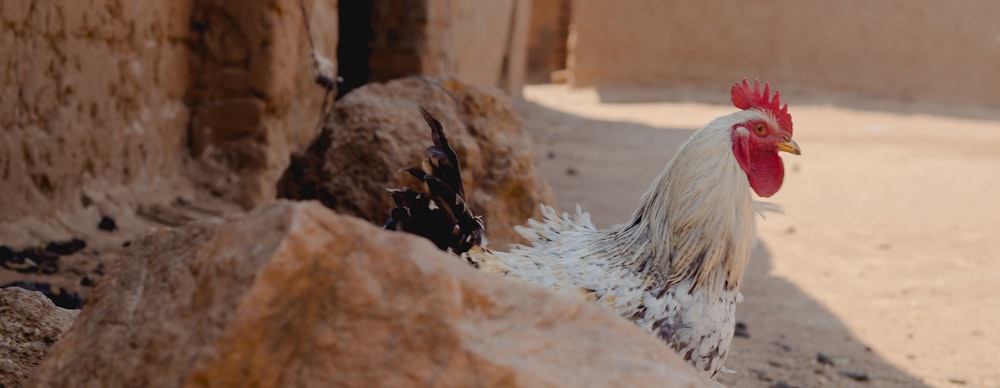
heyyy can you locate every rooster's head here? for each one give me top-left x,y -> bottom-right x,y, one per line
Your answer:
729,79 -> 801,198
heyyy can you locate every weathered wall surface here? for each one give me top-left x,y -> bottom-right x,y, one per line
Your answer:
0,0 -> 335,246
186,0 -> 337,208
369,0 -> 529,95
526,0 -> 570,83
0,1 -> 197,245
569,0 -> 1000,106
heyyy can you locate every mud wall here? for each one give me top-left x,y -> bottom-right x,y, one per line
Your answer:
0,0 -> 335,245
1,1 -> 197,243
369,0 -> 529,95
525,0 -> 570,83
569,0 -> 1000,106
186,0 -> 337,208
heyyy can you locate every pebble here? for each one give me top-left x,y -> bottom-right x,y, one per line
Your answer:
838,370 -> 869,382
734,321 -> 750,338
98,216 -> 118,232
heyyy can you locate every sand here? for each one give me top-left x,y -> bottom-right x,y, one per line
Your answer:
517,84 -> 1000,387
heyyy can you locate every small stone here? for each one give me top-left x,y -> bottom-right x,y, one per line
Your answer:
948,377 -> 967,385
547,151 -> 556,159
771,340 -> 793,352
749,368 -> 772,382
816,352 -> 835,366
0,246 -> 14,262
838,370 -> 869,382
44,238 -> 87,256
98,216 -> 118,232
566,167 -> 578,176
734,321 -> 749,338
772,380 -> 792,388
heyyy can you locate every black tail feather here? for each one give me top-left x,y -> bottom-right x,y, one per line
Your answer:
384,108 -> 484,254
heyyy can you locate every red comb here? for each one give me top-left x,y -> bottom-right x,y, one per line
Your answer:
731,78 -> 792,134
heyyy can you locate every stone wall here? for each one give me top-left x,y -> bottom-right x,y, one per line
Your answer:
569,0 -> 1000,106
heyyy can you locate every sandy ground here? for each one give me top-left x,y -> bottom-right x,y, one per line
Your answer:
517,84 -> 1000,388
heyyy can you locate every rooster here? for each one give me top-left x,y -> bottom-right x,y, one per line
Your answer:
385,79 -> 801,379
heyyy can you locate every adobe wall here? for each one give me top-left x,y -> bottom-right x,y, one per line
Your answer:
186,0 -> 337,208
369,0 -> 529,94
525,0 -> 570,83
0,0 -> 335,245
1,1 -> 197,240
569,0 -> 1000,106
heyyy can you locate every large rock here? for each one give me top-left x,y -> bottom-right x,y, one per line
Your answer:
278,77 -> 556,248
29,201 -> 708,387
0,287 -> 79,388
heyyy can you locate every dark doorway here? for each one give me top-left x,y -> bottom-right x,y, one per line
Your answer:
337,0 -> 373,99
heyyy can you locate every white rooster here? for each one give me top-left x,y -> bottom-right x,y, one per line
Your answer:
386,79 -> 801,379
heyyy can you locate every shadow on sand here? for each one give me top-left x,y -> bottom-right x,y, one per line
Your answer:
515,99 -> 929,387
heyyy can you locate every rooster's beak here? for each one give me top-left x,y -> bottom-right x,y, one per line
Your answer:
776,139 -> 801,155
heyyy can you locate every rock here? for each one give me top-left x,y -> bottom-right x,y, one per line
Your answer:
734,321 -> 749,338
277,77 -> 556,249
837,369 -> 870,382
771,381 -> 792,388
30,201 -> 708,387
97,216 -> 117,232
816,352 -> 835,366
0,282 -> 84,310
0,287 -> 79,388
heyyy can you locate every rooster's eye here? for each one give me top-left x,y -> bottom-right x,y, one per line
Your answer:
754,124 -> 767,136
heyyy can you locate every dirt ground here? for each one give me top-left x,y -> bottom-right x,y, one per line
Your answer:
517,84 -> 1000,388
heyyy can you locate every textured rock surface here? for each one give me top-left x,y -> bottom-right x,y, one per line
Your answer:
278,77 -> 555,248
29,201 -> 708,387
0,287 -> 79,388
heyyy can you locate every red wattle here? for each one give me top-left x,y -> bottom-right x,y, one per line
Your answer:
747,151 -> 784,197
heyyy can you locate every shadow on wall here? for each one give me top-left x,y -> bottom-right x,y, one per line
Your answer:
591,84 -> 1000,123
515,99 -> 929,387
